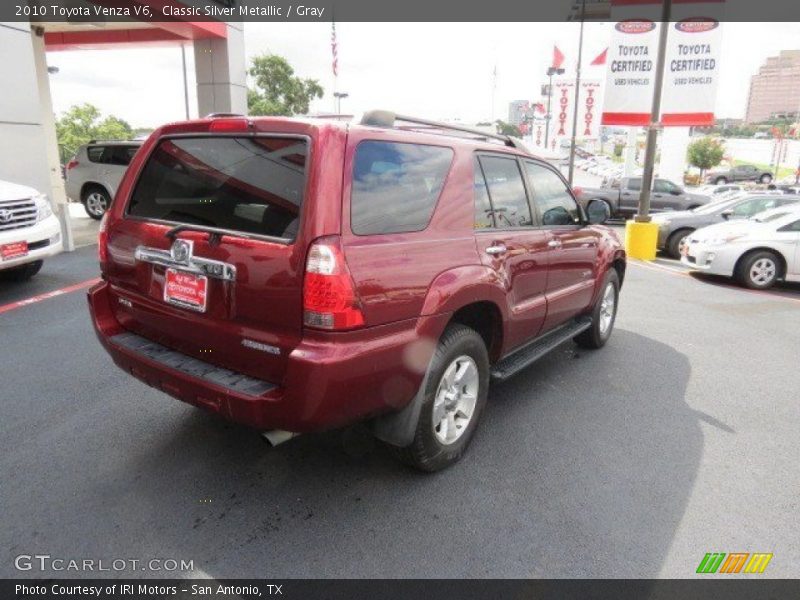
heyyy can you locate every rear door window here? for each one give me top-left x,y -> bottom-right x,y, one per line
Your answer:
350,141 -> 453,235
108,145 -> 138,166
478,155 -> 533,228
474,158 -> 495,229
524,161 -> 580,226
127,136 -> 307,240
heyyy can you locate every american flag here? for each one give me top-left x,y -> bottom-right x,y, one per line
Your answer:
331,22 -> 338,77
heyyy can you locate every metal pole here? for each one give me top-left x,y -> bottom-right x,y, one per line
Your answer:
545,73 -> 553,149
181,44 -> 190,120
636,0 -> 671,223
568,0 -> 586,185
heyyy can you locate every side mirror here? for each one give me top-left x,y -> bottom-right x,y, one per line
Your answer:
586,198 -> 610,225
671,188 -> 683,195
721,209 -> 733,220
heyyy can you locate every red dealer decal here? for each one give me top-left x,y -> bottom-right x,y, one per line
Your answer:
615,20 -> 656,34
675,18 -> 718,33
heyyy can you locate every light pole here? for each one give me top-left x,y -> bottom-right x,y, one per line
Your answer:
544,66 -> 565,149
636,0 -> 672,223
567,0 -> 586,186
333,92 -> 349,114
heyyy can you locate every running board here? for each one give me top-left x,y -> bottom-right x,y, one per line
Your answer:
490,316 -> 592,382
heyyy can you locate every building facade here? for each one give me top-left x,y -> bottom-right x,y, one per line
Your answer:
745,50 -> 800,124
0,14 -> 245,251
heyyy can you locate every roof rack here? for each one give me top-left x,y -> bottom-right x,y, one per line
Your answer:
359,110 -> 530,151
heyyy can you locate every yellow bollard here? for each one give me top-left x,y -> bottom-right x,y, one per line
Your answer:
624,220 -> 660,260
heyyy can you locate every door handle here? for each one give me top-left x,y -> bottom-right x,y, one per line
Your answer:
548,239 -> 562,248
485,244 -> 507,256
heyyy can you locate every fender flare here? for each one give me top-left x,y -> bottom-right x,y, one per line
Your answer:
370,265 -> 509,447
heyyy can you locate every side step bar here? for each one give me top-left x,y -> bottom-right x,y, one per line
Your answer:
490,316 -> 592,381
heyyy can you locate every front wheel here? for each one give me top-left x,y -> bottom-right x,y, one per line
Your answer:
714,177 -> 727,185
760,173 -> 773,184
390,324 -> 489,472
575,270 -> 620,349
736,251 -> 780,289
667,229 -> 694,259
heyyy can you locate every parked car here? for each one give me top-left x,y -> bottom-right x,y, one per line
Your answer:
0,179 -> 63,280
695,183 -> 745,197
705,164 -> 773,185
681,204 -> 800,289
64,140 -> 142,219
575,177 -> 711,219
87,111 -> 626,471
652,193 -> 800,258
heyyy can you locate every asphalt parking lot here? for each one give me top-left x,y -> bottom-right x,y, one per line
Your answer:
2,242 -> 799,579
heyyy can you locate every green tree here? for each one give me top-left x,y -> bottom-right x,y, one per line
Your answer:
56,103 -> 133,160
494,120 -> 522,137
687,137 -> 725,178
247,54 -> 324,116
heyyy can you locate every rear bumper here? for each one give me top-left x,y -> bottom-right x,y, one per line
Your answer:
88,280 -> 446,433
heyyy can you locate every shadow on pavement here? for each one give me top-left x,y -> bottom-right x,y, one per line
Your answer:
3,329 -> 703,579
688,271 -> 800,300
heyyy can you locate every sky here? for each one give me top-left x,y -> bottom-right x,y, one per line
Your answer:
46,22 -> 800,129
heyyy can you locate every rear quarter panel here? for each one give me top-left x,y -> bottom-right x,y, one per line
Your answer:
340,131 -> 483,327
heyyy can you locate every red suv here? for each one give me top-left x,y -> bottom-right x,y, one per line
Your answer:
88,111 -> 625,471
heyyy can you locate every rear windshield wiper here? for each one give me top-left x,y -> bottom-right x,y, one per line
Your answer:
165,224 -> 224,245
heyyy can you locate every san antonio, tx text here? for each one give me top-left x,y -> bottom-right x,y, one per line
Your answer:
16,583 -> 281,596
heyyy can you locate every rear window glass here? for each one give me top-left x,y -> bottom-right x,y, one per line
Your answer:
351,141 -> 453,235
127,136 -> 307,240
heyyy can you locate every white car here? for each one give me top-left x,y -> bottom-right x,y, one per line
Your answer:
681,205 -> 800,289
0,180 -> 63,280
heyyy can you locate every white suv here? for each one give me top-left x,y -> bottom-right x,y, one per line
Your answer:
0,179 -> 63,280
65,141 -> 142,219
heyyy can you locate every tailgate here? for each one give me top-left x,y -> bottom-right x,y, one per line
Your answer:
103,133 -> 312,384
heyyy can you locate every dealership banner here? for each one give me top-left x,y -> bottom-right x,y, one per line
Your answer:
660,4 -> 724,126
535,79 -> 603,150
601,1 -> 724,127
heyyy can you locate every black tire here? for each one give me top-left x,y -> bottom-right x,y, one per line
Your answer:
390,324 -> 489,472
575,270 -> 620,349
760,173 -> 773,184
667,228 -> 694,259
1,260 -> 43,281
714,177 -> 727,185
81,185 -> 111,220
735,250 -> 781,290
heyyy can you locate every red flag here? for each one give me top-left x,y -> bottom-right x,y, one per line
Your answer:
590,48 -> 607,66
331,22 -> 339,77
552,45 -> 565,69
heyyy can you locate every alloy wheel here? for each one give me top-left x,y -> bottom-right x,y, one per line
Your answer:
598,281 -> 617,335
432,355 -> 479,445
86,192 -> 108,217
749,258 -> 776,287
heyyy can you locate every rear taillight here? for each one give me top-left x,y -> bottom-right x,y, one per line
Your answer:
303,236 -> 365,330
98,213 -> 109,265
572,186 -> 583,197
66,158 -> 79,170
